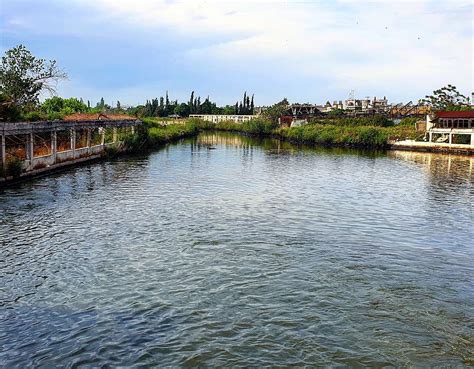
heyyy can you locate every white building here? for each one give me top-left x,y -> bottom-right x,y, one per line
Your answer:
189,114 -> 257,123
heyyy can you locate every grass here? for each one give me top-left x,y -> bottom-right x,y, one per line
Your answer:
276,123 -> 419,148
122,118 -> 202,152
3,157 -> 23,177
120,115 -> 421,153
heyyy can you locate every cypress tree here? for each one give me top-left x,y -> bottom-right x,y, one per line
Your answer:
250,94 -> 254,114
189,91 -> 195,113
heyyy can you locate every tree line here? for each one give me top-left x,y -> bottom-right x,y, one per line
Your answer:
0,45 -> 256,121
1,44 -> 471,122
139,91 -> 255,118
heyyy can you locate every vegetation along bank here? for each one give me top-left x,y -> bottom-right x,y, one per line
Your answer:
124,116 -> 420,153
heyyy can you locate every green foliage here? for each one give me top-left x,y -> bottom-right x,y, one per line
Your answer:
146,122 -> 198,146
0,93 -> 21,121
398,117 -> 419,126
326,108 -> 345,117
22,111 -> 47,121
310,115 -> 394,127
420,84 -> 471,111
173,103 -> 190,117
261,98 -> 289,122
42,96 -> 88,114
5,156 -> 23,177
276,124 -> 413,147
0,45 -> 67,109
222,105 -> 236,115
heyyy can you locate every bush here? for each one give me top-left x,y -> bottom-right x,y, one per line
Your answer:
398,117 -> 419,126
5,157 -> 23,177
310,115 -> 394,127
47,111 -> 65,120
22,111 -> 47,121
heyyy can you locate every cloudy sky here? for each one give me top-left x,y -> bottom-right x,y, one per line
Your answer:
1,0 -> 472,106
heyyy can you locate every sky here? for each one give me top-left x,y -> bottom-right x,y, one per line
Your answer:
0,0 -> 472,107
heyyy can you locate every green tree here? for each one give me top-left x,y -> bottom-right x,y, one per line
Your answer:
262,98 -> 289,122
174,102 -> 190,117
420,84 -> 471,111
97,97 -> 105,109
327,108 -> 345,117
41,96 -> 88,115
0,44 -> 67,109
222,105 -> 236,115
189,91 -> 195,113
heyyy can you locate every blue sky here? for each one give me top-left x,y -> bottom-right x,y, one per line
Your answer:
1,0 -> 472,107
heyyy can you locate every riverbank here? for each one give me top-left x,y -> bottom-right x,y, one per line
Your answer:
0,117 -> 449,187
135,117 -> 420,150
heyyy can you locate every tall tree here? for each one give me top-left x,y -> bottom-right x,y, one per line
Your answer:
0,44 -> 67,108
420,85 -> 471,111
189,91 -> 195,113
96,97 -> 105,109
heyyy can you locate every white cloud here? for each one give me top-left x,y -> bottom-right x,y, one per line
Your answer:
78,0 -> 472,101
5,0 -> 471,103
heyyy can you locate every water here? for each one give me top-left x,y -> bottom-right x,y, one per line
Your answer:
1,132 -> 473,367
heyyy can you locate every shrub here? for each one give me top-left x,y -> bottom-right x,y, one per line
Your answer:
398,117 -> 419,126
22,111 -> 47,121
5,157 -> 23,177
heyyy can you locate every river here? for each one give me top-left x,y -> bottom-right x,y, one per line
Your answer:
1,132 -> 473,367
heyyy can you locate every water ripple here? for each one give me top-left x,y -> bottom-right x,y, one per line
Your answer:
1,133 -> 473,367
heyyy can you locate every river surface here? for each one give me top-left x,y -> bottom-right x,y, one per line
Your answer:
1,132 -> 473,367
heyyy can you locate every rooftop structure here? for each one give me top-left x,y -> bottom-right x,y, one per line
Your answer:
426,110 -> 474,146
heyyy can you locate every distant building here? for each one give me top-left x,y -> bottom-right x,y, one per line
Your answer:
343,96 -> 389,113
318,97 -> 389,114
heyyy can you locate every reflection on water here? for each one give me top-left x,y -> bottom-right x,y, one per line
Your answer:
390,149 -> 474,180
1,133 -> 473,367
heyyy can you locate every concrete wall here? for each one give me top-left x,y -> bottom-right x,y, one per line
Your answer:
1,119 -> 141,184
189,114 -> 257,123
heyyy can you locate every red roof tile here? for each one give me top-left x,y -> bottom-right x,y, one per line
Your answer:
435,111 -> 474,119
63,113 -> 136,121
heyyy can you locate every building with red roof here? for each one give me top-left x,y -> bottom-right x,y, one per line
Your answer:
427,110 -> 474,146
431,110 -> 474,129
